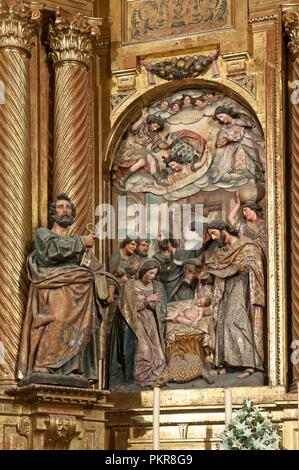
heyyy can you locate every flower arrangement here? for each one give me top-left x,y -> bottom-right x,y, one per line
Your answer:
218,399 -> 281,450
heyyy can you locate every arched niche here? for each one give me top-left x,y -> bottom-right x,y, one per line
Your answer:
101,79 -> 273,390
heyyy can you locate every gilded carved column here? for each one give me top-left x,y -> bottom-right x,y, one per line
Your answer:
283,10 -> 299,388
48,10 -> 102,235
0,0 -> 42,384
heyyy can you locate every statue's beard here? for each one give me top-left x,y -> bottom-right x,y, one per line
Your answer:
136,249 -> 148,257
53,214 -> 74,228
217,232 -> 226,248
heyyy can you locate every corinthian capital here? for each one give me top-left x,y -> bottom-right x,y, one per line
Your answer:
0,0 -> 42,54
283,10 -> 299,59
48,8 -> 102,67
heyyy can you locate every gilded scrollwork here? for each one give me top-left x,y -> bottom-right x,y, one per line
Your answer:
228,75 -> 257,98
17,416 -> 32,437
44,414 -> 77,449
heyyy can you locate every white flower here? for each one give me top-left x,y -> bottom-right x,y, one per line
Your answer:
218,442 -> 230,450
256,422 -> 264,432
231,439 -> 242,449
217,399 -> 281,451
224,429 -> 235,440
243,427 -> 253,437
252,439 -> 263,450
235,421 -> 247,432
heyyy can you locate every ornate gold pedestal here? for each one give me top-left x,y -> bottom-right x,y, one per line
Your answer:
0,385 -> 111,450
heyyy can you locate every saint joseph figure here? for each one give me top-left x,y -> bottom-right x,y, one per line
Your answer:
205,220 -> 265,379
18,193 -> 102,384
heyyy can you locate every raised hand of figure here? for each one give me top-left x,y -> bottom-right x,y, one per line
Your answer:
198,271 -> 208,280
235,190 -> 241,205
142,107 -> 149,119
84,235 -> 96,247
107,295 -> 114,305
147,293 -> 162,302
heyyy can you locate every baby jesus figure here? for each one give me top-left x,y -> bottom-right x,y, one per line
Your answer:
166,295 -> 211,326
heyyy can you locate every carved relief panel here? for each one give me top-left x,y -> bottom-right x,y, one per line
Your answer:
124,0 -> 233,44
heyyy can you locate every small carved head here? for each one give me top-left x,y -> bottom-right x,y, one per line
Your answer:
49,193 -> 76,228
214,106 -> 240,123
146,114 -> 165,132
207,220 -> 239,247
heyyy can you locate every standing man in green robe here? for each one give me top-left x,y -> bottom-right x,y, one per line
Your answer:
17,193 -> 105,386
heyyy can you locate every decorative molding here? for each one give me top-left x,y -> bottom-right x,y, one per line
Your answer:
6,383 -> 111,406
249,14 -> 279,24
0,0 -> 43,54
110,91 -> 135,113
228,74 -> 257,97
271,15 -> 282,385
113,68 -> 136,92
222,52 -> 248,77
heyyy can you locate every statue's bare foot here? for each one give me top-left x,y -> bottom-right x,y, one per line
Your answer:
202,369 -> 214,385
33,367 -> 49,373
238,368 -> 255,379
210,367 -> 226,376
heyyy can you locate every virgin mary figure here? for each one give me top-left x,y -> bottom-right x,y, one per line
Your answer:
109,260 -> 167,389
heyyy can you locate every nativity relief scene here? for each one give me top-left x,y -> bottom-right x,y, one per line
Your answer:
2,0 -> 299,451
108,86 -> 267,392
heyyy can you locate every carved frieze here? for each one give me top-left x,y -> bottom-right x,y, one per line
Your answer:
228,74 -> 257,97
125,0 -> 233,44
111,92 -> 135,113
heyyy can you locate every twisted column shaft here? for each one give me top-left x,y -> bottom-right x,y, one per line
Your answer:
53,63 -> 90,234
49,10 -> 102,235
290,59 -> 299,383
0,0 -> 41,384
284,10 -> 299,386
